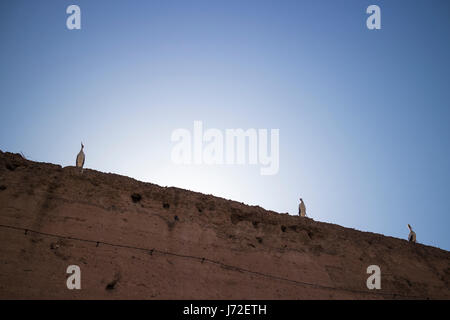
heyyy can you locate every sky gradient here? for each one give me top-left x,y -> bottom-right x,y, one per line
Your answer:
1,0 -> 450,250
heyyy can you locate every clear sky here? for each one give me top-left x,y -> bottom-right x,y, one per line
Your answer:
1,0 -> 449,250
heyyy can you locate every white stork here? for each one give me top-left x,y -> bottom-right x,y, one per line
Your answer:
408,224 -> 416,243
76,142 -> 85,173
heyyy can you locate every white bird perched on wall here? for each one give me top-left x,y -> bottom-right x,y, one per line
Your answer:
299,198 -> 307,217
408,224 -> 416,243
76,142 -> 85,172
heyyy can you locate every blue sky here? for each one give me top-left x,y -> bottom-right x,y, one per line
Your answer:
1,0 -> 449,250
